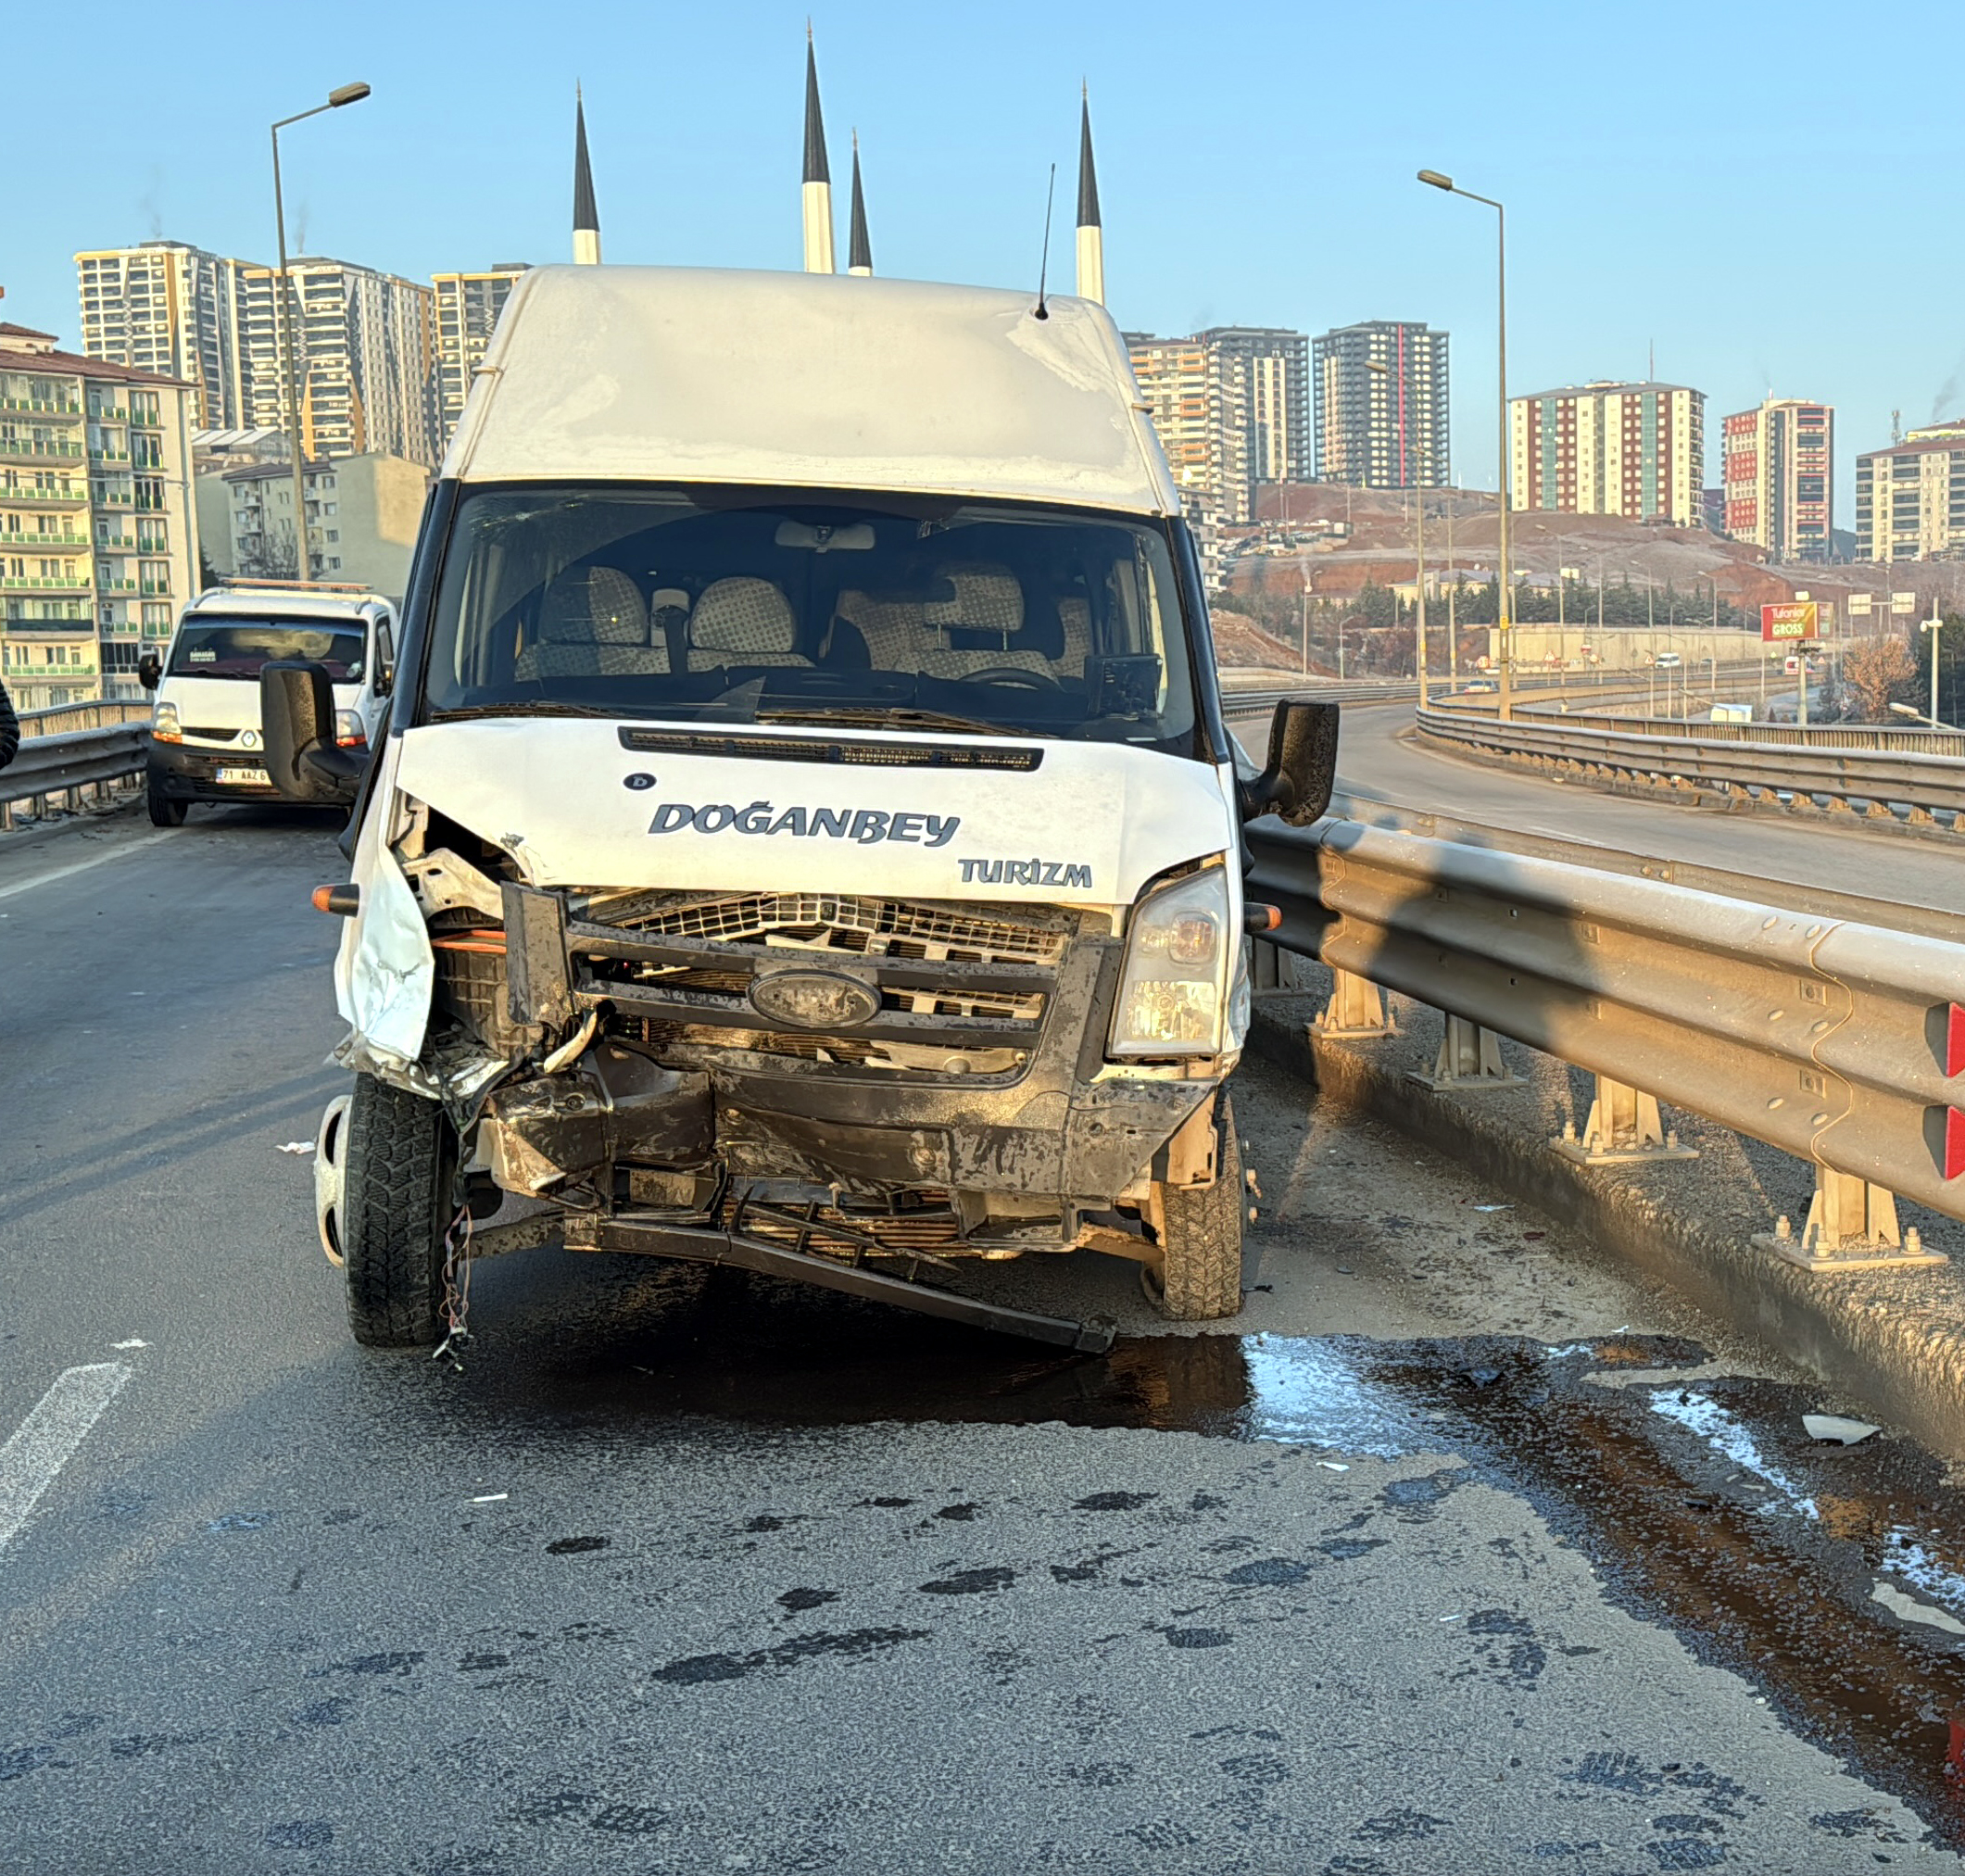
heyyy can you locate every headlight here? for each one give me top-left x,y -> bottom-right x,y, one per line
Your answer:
1109,863 -> 1233,1059
152,701 -> 181,742
334,709 -> 367,748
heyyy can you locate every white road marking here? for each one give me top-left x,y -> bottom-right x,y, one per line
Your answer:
0,1363 -> 132,1555
0,830 -> 175,904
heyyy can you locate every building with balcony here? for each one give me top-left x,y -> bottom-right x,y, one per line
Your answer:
0,322 -> 198,707
196,452 -> 429,597
1720,397 -> 1833,560
1125,334 -> 1252,532
1508,380 -> 1704,525
1855,436 -> 1965,561
431,264 -> 529,454
75,242 -> 249,431
1312,321 -> 1450,489
233,258 -> 436,470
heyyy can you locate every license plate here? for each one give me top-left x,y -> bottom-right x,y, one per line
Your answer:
215,765 -> 267,785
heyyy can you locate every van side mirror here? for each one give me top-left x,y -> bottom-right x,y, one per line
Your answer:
1240,698 -> 1339,826
137,650 -> 162,692
261,660 -> 367,803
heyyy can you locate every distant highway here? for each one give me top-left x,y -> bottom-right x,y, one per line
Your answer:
1228,698 -> 1959,919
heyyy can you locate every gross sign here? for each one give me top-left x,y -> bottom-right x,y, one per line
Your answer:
1761,601 -> 1819,642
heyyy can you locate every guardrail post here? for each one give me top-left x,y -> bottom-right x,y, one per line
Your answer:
1407,1013 -> 1524,1091
1249,938 -> 1303,998
1552,1075 -> 1698,1165
1757,1165 -> 1946,1272
1312,969 -> 1392,1039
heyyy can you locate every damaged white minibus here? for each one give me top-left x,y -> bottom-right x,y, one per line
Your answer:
262,265 -> 1335,1353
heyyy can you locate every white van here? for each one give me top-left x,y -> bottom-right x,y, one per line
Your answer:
263,266 -> 1335,1353
139,582 -> 397,825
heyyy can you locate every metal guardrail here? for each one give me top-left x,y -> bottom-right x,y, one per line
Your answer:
1247,814 -> 1965,1260
1540,708 -> 1965,756
1,720 -> 149,820
1417,705 -> 1965,825
18,699 -> 151,739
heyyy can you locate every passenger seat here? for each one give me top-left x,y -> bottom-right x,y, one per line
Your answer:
686,578 -> 811,669
516,567 -> 668,679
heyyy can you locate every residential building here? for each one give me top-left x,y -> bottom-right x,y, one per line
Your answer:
0,322 -> 199,709
1720,397 -> 1833,560
1197,327 -> 1311,486
191,427 -> 291,475
74,242 -> 248,430
431,265 -> 529,453
1126,333 -> 1251,526
80,244 -> 440,470
197,453 -> 429,596
1311,321 -> 1450,488
234,258 -> 435,468
1508,381 -> 1704,525
1854,437 -> 1965,561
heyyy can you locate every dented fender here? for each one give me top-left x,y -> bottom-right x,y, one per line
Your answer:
334,741 -> 435,1078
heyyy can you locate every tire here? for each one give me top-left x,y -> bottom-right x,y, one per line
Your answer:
341,1072 -> 452,1349
1140,1092 -> 1245,1322
147,779 -> 187,827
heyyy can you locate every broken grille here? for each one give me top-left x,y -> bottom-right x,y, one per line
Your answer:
574,891 -> 1070,1074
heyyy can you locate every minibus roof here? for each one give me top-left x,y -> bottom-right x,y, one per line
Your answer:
443,265 -> 1182,517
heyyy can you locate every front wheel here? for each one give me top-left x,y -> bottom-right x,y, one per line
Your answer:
146,778 -> 187,826
1140,1092 -> 1245,1322
341,1073 -> 453,1349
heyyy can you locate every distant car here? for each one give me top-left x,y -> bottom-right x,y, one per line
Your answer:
1653,650 -> 1682,668
1462,679 -> 1497,693
137,581 -> 396,826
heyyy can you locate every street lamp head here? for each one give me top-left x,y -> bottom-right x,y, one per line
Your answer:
328,82 -> 372,107
1417,169 -> 1454,191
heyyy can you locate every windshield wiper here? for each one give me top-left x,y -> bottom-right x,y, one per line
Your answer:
756,704 -> 1027,738
427,700 -> 624,723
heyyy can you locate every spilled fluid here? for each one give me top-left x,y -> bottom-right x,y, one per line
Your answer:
464,1260 -> 1965,1845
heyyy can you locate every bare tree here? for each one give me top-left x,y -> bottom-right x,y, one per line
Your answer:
1842,635 -> 1920,723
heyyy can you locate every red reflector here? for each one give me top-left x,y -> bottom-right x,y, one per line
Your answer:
1949,1108 -> 1965,1183
1950,1004 -> 1965,1079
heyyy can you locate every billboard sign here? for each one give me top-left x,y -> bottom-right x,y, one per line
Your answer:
1761,601 -> 1819,641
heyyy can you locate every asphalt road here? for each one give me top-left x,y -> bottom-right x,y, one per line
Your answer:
4,809 -> 1964,1873
1228,699 -> 1959,919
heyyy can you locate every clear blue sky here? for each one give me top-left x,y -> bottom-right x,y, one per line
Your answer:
6,0 -> 1955,526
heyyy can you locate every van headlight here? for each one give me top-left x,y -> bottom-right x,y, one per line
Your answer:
152,701 -> 181,743
1108,863 -> 1231,1059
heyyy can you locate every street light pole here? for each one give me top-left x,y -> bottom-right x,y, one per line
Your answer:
1925,603 -> 1946,727
1419,170 -> 1511,717
271,81 -> 370,582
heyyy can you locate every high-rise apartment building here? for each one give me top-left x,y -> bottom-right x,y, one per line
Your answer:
1509,381 -> 1704,525
1311,321 -> 1450,488
0,323 -> 200,709
235,258 -> 435,468
1196,327 -> 1310,486
1126,333 -> 1252,527
1855,436 -> 1965,561
75,242 -> 248,432
1720,397 -> 1833,560
80,245 -> 438,471
431,264 -> 529,453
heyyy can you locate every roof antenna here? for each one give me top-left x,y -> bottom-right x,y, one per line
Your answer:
1034,162 -> 1056,321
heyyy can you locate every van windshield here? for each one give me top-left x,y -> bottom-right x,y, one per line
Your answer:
170,620 -> 366,682
422,488 -> 1201,749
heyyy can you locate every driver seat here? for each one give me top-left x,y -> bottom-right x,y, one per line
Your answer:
920,564 -> 1052,681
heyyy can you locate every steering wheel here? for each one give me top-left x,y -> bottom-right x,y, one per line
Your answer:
963,666 -> 1060,689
